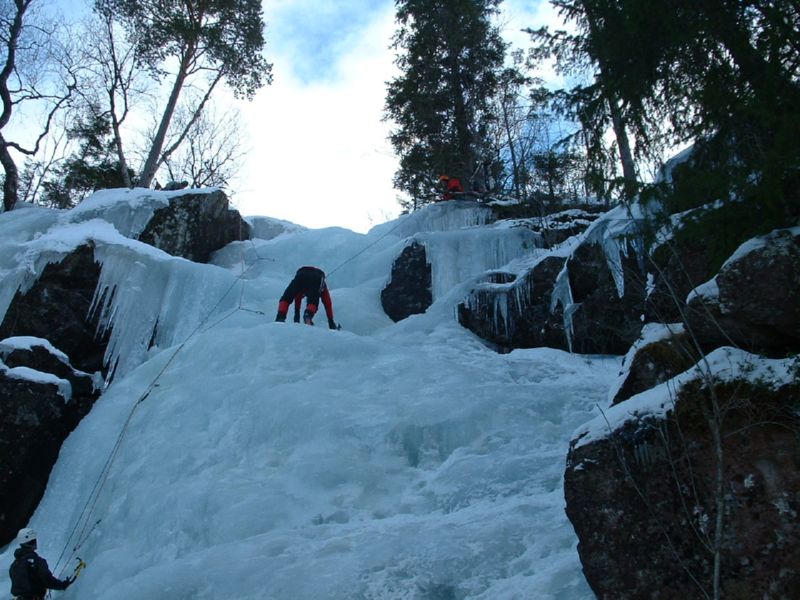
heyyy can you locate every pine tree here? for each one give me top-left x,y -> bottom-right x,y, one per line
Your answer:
39,109 -> 134,208
534,0 -> 800,217
385,0 -> 506,208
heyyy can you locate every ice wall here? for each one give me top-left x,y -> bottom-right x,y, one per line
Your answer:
419,225 -> 544,300
370,201 -> 494,239
0,209 -> 240,382
90,242 -> 240,379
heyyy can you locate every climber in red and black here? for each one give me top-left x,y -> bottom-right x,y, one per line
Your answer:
438,174 -> 464,201
275,266 -> 339,329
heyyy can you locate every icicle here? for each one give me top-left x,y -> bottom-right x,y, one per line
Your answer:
87,242 -> 241,379
550,264 -> 575,352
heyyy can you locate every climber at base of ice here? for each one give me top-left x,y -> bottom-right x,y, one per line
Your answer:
275,266 -> 339,329
9,528 -> 74,600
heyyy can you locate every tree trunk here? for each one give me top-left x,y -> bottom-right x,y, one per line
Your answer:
501,99 -> 521,199
137,46 -> 194,188
0,0 -> 32,211
108,92 -> 132,188
607,94 -> 637,200
0,132 -> 19,212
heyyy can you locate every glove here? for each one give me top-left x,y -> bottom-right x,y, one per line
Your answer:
328,318 -> 338,330
64,577 -> 74,588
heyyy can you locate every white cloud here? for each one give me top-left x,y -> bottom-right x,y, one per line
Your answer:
232,4 -> 401,233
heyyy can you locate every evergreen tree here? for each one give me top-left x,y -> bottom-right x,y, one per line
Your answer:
577,0 -> 800,218
385,0 -> 506,208
533,0 -> 799,218
40,109 -> 134,208
528,0 -> 639,203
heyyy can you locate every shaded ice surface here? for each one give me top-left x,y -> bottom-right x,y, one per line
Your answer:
0,193 -> 622,599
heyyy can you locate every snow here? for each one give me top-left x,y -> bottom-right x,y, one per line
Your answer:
573,347 -> 797,450
719,225 -> 800,270
0,362 -> 72,401
0,193 -> 626,599
0,336 -> 70,364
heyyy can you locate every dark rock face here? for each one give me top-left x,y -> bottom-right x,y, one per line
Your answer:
457,256 -> 568,351
381,242 -> 432,322
565,376 -> 800,600
0,245 -> 108,375
0,342 -> 99,546
686,228 -> 800,356
610,328 -> 697,405
459,234 -> 647,354
566,238 -> 647,355
138,189 -> 251,263
645,237 -> 718,324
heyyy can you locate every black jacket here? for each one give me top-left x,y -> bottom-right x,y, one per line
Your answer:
9,545 -> 69,598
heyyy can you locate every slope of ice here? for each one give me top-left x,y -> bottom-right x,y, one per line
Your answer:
0,195 -> 626,599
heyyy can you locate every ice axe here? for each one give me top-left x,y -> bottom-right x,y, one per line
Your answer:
70,557 -> 87,582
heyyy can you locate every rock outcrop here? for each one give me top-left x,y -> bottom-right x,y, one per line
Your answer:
459,209 -> 646,354
0,338 -> 99,546
564,236 -> 647,354
0,244 -> 108,375
457,256 -> 567,351
565,349 -> 800,600
381,242 -> 432,322
138,189 -> 250,263
608,323 -> 697,406
685,227 -> 800,357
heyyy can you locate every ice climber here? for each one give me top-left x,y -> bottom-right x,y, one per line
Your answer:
9,528 -> 73,600
275,266 -> 338,329
438,174 -> 464,200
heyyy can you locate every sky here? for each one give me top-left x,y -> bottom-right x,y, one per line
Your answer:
0,189 -> 624,599
230,0 -> 563,233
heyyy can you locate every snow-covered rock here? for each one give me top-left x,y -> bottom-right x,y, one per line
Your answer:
565,347 -> 800,600
607,323 -> 694,405
459,204 -> 649,354
0,337 -> 99,545
686,227 -> 800,355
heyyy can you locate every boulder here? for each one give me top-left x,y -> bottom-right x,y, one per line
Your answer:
0,340 -> 100,546
381,242 -> 432,322
0,244 -> 108,375
458,206 -> 647,354
685,227 -> 800,357
138,189 -> 250,263
565,350 -> 800,600
565,237 -> 647,355
457,256 -> 568,351
645,234 -> 718,325
609,323 -> 697,405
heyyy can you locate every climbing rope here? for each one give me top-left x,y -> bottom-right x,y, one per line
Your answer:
54,252 -> 267,575
327,209 -> 420,278
54,209 -> 418,574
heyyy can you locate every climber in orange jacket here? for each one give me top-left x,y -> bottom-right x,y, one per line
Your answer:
275,266 -> 338,329
438,175 -> 464,201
